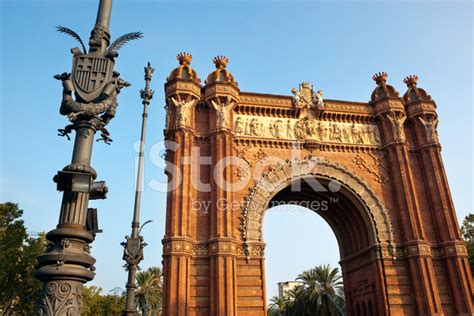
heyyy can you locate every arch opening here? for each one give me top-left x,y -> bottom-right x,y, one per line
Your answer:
241,157 -> 394,253
240,157 -> 395,315
265,177 -> 374,259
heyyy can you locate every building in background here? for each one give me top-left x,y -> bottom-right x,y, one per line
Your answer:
278,281 -> 304,299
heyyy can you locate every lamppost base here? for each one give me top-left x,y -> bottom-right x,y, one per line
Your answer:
36,280 -> 83,315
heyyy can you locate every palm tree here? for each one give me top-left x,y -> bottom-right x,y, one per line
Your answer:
136,266 -> 163,315
268,295 -> 287,316
285,285 -> 309,316
296,264 -> 345,316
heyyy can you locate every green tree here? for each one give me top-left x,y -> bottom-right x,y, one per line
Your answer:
0,202 -> 45,315
268,264 -> 345,316
136,266 -> 162,315
268,295 -> 287,316
82,286 -> 125,316
461,213 -> 474,274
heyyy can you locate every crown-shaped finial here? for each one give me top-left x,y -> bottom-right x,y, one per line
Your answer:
403,75 -> 419,87
177,52 -> 193,65
372,72 -> 388,85
301,82 -> 311,88
213,55 -> 229,68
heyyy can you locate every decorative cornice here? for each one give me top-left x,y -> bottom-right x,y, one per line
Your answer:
161,239 -> 265,258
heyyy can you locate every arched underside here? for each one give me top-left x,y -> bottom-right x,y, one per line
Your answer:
241,156 -> 394,259
268,177 -> 374,259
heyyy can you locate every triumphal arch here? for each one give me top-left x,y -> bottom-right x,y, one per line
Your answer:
161,52 -> 472,315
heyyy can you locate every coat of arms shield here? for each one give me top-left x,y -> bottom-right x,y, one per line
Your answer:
71,54 -> 114,102
124,237 -> 143,265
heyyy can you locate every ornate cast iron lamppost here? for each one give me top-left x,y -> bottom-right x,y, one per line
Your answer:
122,63 -> 155,315
34,1 -> 142,314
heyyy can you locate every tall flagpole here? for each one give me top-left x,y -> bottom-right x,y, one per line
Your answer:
122,62 -> 155,315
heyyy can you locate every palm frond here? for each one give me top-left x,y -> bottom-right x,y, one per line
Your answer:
107,32 -> 143,53
56,26 -> 86,53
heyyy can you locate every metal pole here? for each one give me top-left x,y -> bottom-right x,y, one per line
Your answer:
35,0 -> 141,314
122,62 -> 154,315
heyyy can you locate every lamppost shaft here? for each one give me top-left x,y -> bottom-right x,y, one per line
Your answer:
34,0 -> 142,314
96,0 -> 112,31
122,63 -> 154,315
132,98 -> 149,237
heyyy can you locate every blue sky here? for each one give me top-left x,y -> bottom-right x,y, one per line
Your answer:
1,0 -> 472,302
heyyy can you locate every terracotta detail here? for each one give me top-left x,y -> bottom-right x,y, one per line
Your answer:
161,63 -> 473,316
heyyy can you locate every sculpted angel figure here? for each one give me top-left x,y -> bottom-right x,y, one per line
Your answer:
419,117 -> 439,143
211,96 -> 235,129
387,112 -> 406,141
312,90 -> 324,107
291,87 -> 303,107
170,95 -> 197,127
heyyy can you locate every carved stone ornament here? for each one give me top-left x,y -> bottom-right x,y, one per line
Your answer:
291,82 -> 324,111
387,111 -> 406,142
55,27 -> 141,143
353,153 -> 389,183
169,95 -> 198,128
164,105 -> 171,130
233,115 -> 381,146
240,156 -> 395,257
419,116 -> 439,144
37,281 -> 83,315
210,96 -> 236,129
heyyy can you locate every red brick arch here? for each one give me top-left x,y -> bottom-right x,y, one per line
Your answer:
240,156 -> 395,255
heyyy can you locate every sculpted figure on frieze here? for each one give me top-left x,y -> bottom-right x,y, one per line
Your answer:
351,123 -> 364,144
232,115 -> 382,146
250,118 -> 261,136
304,119 -> 314,137
286,119 -> 294,138
317,122 -> 329,141
294,119 -> 307,140
270,119 -> 284,138
330,123 -> 343,142
234,116 -> 244,134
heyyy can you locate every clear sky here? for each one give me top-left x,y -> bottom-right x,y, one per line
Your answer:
1,0 -> 472,303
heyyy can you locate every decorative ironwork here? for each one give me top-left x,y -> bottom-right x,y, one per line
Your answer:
122,63 -> 154,315
34,1 -> 142,314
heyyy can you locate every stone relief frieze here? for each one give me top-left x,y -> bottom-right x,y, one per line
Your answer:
234,115 -> 382,146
